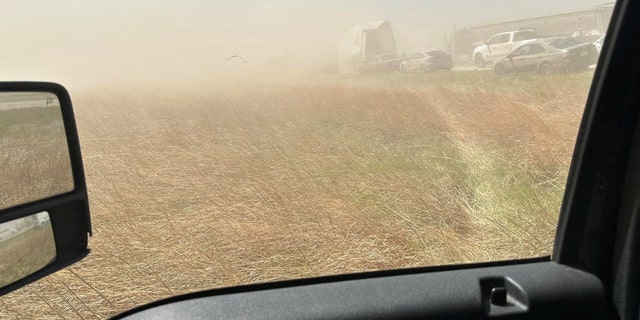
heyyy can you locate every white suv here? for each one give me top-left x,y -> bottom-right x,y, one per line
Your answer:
473,30 -> 538,67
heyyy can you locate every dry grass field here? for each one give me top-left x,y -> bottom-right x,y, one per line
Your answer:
0,106 -> 73,210
0,71 -> 593,318
0,224 -> 56,288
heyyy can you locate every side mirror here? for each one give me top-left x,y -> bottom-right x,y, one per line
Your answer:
0,82 -> 91,296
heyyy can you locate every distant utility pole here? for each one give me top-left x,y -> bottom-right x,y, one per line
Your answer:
511,0 -> 522,19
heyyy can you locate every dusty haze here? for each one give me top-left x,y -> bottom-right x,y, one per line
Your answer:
0,0 -> 606,89
0,1 -> 612,317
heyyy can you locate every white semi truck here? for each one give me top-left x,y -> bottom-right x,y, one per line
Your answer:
336,20 -> 398,73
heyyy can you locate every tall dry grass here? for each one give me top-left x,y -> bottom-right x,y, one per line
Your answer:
0,224 -> 56,288
0,71 -> 592,318
0,106 -> 73,210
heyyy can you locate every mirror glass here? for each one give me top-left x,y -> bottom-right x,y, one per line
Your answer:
0,212 -> 56,288
0,92 -> 73,210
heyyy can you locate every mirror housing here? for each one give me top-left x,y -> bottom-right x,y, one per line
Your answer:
0,82 -> 91,296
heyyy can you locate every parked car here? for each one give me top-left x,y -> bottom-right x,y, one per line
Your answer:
357,54 -> 404,74
35,212 -> 50,228
473,30 -> 538,67
399,49 -> 453,72
493,37 -> 598,75
593,34 -> 606,53
550,37 -> 599,71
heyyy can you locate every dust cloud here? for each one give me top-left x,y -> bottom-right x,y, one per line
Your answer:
0,0 -> 607,89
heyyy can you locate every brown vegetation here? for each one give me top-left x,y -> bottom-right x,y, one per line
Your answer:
0,71 -> 592,318
0,225 -> 56,288
0,106 -> 73,210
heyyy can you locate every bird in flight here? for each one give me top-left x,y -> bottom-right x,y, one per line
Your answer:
225,55 -> 248,63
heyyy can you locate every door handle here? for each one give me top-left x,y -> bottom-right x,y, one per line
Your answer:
480,277 -> 529,317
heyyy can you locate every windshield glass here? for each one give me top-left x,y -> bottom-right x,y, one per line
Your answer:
550,37 -> 586,49
0,0 -> 614,318
514,30 -> 537,41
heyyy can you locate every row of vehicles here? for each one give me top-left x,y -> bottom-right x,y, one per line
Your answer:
0,212 -> 49,242
323,21 -> 602,76
356,49 -> 454,74
474,30 -> 602,75
336,20 -> 454,75
355,34 -> 600,75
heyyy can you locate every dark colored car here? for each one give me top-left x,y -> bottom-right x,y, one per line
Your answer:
357,54 -> 404,74
549,37 -> 599,71
493,37 -> 598,75
399,49 -> 453,72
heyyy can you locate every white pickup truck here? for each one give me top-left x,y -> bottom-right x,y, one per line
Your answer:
472,30 -> 538,67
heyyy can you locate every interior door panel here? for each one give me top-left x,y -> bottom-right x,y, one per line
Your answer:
116,261 -> 607,320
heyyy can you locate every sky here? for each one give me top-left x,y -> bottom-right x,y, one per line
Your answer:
0,0 -> 612,88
